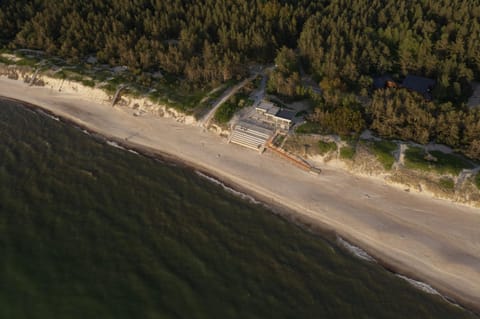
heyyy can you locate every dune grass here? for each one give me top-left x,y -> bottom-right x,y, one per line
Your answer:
295,121 -> 322,134
369,140 -> 397,170
340,144 -> 356,160
475,173 -> 480,189
318,140 -> 337,155
405,147 -> 473,175
438,177 -> 455,191
214,92 -> 252,124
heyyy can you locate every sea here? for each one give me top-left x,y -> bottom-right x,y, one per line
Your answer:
0,98 -> 476,319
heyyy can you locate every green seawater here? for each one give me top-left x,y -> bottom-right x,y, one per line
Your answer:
0,99 -> 476,319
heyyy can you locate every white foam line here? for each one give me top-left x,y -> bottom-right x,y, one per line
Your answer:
106,140 -> 126,150
36,109 -> 59,121
105,140 -> 139,155
22,107 -> 37,115
128,149 -> 139,155
337,237 -> 376,262
195,170 -> 260,204
338,238 -> 462,308
396,274 -> 441,295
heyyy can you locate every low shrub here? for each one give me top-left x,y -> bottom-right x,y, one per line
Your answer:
370,140 -> 397,170
295,122 -> 322,134
340,145 -> 355,160
405,147 -> 473,175
475,173 -> 480,189
318,141 -> 337,155
438,177 -> 455,191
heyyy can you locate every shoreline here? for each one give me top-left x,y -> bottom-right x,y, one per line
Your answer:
1,78 -> 480,314
12,97 -> 476,314
4,95 -> 458,303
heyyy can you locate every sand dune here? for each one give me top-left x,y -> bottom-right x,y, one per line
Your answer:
1,77 -> 479,313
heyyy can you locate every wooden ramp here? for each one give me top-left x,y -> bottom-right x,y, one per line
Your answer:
266,134 -> 321,175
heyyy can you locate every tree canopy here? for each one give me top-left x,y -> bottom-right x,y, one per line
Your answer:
0,0 -> 324,84
2,0 -> 480,158
299,0 -> 480,102
1,0 -> 479,91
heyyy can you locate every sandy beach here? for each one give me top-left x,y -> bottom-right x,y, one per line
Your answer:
1,76 -> 479,313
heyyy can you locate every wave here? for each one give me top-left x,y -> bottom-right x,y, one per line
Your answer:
195,170 -> 260,204
128,149 -> 139,155
36,109 -> 59,121
336,238 -> 462,308
337,237 -> 376,262
106,140 -> 140,156
396,274 -> 440,295
106,140 -> 127,151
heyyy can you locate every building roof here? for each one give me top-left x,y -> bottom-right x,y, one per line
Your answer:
267,106 -> 280,115
402,75 -> 436,95
373,75 -> 394,89
275,109 -> 296,121
256,101 -> 275,112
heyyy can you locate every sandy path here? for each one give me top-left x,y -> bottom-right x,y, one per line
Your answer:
200,74 -> 257,127
1,77 -> 480,313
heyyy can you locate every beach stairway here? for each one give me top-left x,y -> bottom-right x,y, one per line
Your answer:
229,125 -> 271,152
111,85 -> 125,107
29,69 -> 40,86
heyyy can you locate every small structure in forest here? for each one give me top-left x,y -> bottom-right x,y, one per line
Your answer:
401,75 -> 436,100
372,74 -> 436,100
373,75 -> 397,89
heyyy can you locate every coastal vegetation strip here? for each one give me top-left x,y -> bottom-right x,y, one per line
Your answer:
3,60 -> 480,204
404,147 -> 474,175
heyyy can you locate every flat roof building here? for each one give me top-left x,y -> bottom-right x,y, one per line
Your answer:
275,109 -> 296,121
255,100 -> 295,131
256,101 -> 276,114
